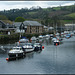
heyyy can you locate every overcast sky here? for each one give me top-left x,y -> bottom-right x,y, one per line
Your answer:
0,1 -> 75,11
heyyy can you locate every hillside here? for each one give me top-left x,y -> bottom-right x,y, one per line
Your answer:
65,13 -> 75,19
0,5 -> 75,26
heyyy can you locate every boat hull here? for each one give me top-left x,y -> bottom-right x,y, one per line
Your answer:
8,52 -> 25,60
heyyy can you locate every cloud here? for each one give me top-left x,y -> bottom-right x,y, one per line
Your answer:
0,1 -> 75,11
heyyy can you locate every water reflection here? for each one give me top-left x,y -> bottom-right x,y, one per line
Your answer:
25,52 -> 34,59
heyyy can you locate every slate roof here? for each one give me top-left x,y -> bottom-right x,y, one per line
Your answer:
0,20 -> 6,28
13,22 -> 22,27
65,24 -> 75,26
23,21 -> 43,26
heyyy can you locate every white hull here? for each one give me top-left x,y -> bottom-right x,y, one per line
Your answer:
25,48 -> 34,53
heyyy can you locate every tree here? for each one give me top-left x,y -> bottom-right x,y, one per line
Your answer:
15,17 -> 25,22
0,15 -> 8,20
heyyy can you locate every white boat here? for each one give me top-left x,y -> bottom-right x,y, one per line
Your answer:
61,32 -> 64,38
45,34 -> 50,40
23,43 -> 34,53
69,31 -> 74,36
38,35 -> 43,39
55,33 -> 60,36
64,31 -> 69,37
52,38 -> 60,45
8,46 -> 25,60
30,36 -> 37,43
52,37 -> 57,42
50,34 -> 54,38
54,39 -> 60,46
34,43 -> 42,51
19,38 -> 29,43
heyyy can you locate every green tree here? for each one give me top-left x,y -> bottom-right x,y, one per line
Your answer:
0,15 -> 8,20
15,17 -> 25,22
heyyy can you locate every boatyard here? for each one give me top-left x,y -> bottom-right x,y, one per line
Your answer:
0,32 -> 75,74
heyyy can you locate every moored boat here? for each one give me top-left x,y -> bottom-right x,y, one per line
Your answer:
7,46 -> 25,61
33,43 -> 44,51
54,39 -> 60,46
22,43 -> 34,53
19,37 -> 29,43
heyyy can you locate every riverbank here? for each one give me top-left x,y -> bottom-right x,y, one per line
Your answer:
0,32 -> 50,44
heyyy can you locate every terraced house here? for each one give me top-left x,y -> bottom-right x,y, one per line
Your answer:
14,21 -> 44,34
0,20 -> 15,34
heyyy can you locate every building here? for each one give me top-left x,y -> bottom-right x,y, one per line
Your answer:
44,26 -> 48,32
14,21 -> 44,34
0,20 -> 15,34
0,20 -> 6,28
13,22 -> 25,33
64,24 -> 75,31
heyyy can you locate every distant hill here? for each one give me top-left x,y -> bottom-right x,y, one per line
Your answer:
0,4 -> 75,26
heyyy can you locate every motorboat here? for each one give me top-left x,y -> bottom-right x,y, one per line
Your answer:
55,33 -> 60,36
30,36 -> 37,43
64,31 -> 69,37
45,34 -> 50,40
52,37 -> 57,42
19,37 -> 29,43
30,36 -> 36,41
22,43 -> 34,53
7,46 -> 25,60
38,35 -> 43,39
61,32 -> 64,38
65,34 -> 71,39
52,37 -> 60,46
69,31 -> 74,36
34,43 -> 43,51
50,34 -> 54,38
54,39 -> 60,46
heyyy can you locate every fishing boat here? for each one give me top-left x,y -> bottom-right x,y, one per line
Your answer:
7,46 -> 25,61
22,43 -> 34,53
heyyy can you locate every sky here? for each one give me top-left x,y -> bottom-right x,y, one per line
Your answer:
0,1 -> 75,11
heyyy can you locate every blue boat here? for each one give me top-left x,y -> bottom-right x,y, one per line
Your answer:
65,34 -> 71,39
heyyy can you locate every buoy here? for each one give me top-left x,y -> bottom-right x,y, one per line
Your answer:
19,41 -> 20,43
42,46 -> 44,49
6,58 -> 9,61
56,43 -> 58,46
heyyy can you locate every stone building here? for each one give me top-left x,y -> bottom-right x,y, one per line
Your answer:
64,24 -> 75,31
14,21 -> 44,34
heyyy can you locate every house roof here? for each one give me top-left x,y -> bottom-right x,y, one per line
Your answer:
65,24 -> 75,26
13,22 -> 22,27
23,21 -> 43,26
0,20 -> 6,28
44,26 -> 48,28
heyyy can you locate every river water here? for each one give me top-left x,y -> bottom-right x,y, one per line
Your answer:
0,36 -> 75,74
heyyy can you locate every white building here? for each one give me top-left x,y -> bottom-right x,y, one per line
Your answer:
64,24 -> 75,31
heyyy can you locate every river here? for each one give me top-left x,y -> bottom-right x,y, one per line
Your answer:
0,36 -> 75,74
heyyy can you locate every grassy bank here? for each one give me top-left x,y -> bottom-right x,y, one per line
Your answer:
0,32 -> 51,44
